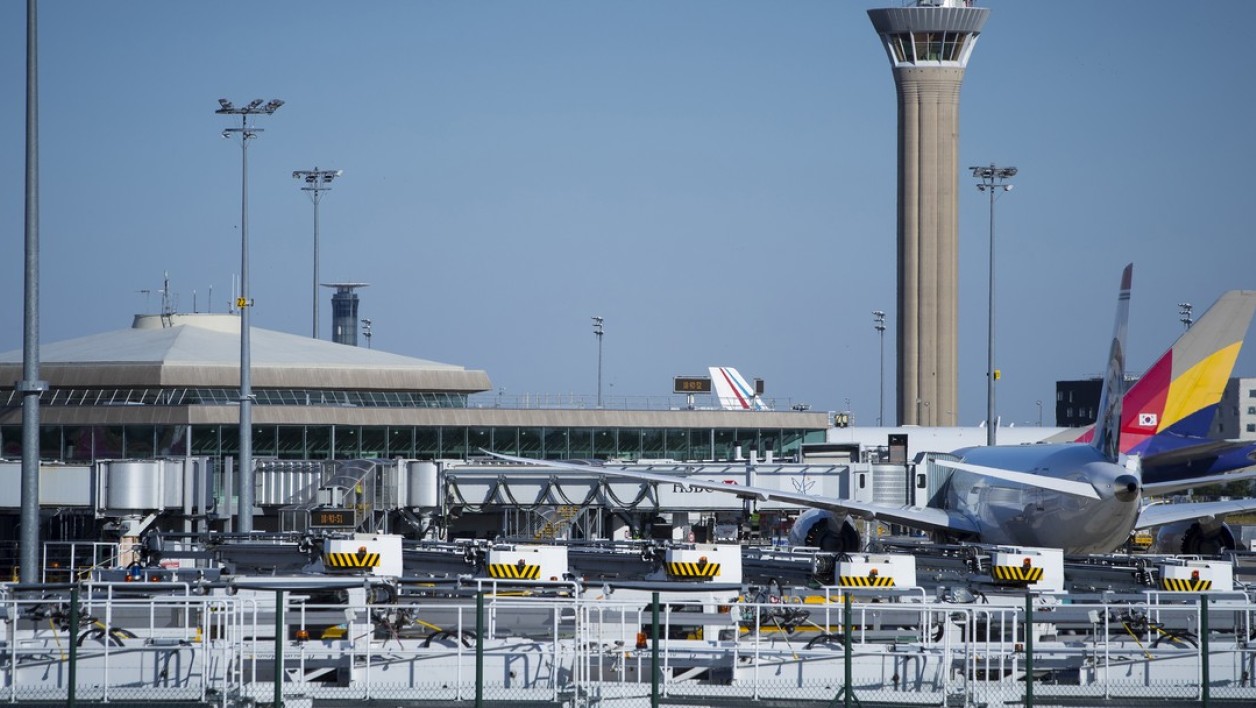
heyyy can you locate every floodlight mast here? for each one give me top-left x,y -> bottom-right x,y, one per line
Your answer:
19,0 -> 48,583
292,168 -> 342,339
216,98 -> 283,534
970,163 -> 1017,446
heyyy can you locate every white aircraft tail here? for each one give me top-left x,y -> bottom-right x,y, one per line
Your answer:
1091,264 -> 1133,462
709,366 -> 770,411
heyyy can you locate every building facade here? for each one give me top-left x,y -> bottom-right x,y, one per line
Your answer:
0,314 -> 829,465
1213,377 -> 1256,441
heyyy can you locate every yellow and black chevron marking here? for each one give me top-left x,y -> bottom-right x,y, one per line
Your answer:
1161,578 -> 1212,592
838,575 -> 895,587
324,552 -> 381,568
488,562 -> 540,580
665,561 -> 721,580
993,566 -> 1044,583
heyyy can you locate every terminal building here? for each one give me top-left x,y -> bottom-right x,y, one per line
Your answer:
0,313 -> 829,465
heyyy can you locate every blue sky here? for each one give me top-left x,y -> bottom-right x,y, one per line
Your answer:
2,1 -> 1254,426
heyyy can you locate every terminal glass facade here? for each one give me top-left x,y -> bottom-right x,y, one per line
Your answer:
1,423 -> 824,464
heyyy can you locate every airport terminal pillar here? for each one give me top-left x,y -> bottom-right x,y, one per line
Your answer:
868,2 -> 989,426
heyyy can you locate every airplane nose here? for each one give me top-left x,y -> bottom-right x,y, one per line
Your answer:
1114,474 -> 1139,502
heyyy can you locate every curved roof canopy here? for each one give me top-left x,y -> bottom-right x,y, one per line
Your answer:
0,313 -> 492,393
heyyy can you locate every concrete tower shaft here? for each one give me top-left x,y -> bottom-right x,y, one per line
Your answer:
868,3 -> 988,426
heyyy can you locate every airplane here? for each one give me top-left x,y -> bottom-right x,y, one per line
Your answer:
710,366 -> 770,411
1074,289 -> 1256,488
827,288 -> 1256,483
490,266 -> 1256,555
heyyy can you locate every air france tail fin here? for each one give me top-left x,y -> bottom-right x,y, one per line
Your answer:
1076,290 -> 1256,454
710,366 -> 770,411
1091,264 -> 1133,462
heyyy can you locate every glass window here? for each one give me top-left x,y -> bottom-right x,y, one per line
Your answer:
736,430 -> 761,458
415,428 -> 439,459
594,429 -> 617,459
1247,423 -> 1256,433
641,429 -> 665,458
333,426 -> 360,459
39,425 -> 63,460
305,426 -> 332,459
468,428 -> 492,457
1248,407 -> 1256,415
124,426 -> 155,458
157,425 -> 188,457
388,427 -> 414,458
360,427 -> 386,458
713,429 -> 736,461
276,426 -> 307,459
437,425 -> 461,456
253,425 -> 277,457
492,427 -> 519,455
890,34 -> 909,63
618,428 -> 643,461
665,429 -> 688,460
64,426 -> 95,462
543,428 -> 568,458
191,425 -> 221,458
688,429 -> 712,462
519,428 -> 542,457
569,429 -> 593,458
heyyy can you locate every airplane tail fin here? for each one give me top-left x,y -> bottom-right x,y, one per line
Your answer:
1076,290 -> 1256,454
1091,264 -> 1133,462
1123,290 -> 1256,453
709,366 -> 770,411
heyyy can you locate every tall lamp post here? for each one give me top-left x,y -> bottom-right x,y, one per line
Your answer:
592,317 -> 604,407
292,167 -> 342,339
217,98 -> 283,534
873,311 -> 886,426
971,164 -> 1017,446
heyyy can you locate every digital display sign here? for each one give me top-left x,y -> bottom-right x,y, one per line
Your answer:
310,508 -> 355,529
673,376 -> 713,394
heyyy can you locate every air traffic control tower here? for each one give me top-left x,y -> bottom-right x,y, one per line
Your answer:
323,282 -> 369,346
868,0 -> 988,426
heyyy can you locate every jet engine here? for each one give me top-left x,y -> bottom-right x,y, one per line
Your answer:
1150,519 -> 1237,555
787,509 -> 861,552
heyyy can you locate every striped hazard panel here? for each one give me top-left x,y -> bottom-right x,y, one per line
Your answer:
1161,578 -> 1212,592
324,551 -> 381,569
665,561 -> 721,580
838,575 -> 895,587
488,561 -> 540,580
992,565 -> 1044,584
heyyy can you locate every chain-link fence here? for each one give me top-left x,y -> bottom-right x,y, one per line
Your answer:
0,583 -> 1252,707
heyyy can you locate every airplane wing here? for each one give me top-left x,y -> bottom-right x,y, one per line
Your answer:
483,452 -> 980,536
1136,496 -> 1256,530
1141,438 -> 1253,469
933,459 -> 1100,499
1137,437 -> 1256,492
1141,466 -> 1256,497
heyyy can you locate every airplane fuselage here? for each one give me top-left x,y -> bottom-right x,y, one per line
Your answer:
948,444 -> 1141,554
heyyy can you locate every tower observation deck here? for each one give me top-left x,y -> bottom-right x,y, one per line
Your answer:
868,0 -> 989,426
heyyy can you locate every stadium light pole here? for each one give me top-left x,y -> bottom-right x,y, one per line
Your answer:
971,164 -> 1017,446
19,0 -> 48,583
873,311 -> 886,426
217,98 -> 283,534
1179,302 -> 1193,330
592,316 -> 604,407
292,167 -> 342,339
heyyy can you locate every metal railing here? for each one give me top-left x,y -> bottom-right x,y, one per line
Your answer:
0,583 -> 1253,706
